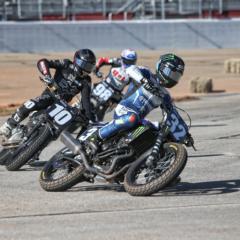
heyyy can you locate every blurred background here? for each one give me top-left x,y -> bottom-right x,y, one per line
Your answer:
0,0 -> 240,109
0,0 -> 240,21
1,0 -> 240,52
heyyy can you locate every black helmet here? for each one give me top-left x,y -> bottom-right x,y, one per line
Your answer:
156,53 -> 185,88
73,49 -> 96,75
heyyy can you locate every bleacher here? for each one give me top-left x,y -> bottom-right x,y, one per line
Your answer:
1,0 -> 240,21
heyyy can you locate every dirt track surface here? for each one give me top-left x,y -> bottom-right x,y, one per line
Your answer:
0,93 -> 240,240
0,49 -> 240,108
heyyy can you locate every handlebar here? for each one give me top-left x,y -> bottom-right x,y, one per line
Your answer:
93,70 -> 104,79
39,76 -> 87,122
39,77 -> 59,92
39,77 -> 65,104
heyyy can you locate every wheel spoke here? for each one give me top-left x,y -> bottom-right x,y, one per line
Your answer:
49,159 -> 72,180
134,150 -> 176,185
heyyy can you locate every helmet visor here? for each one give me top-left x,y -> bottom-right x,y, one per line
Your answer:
121,58 -> 137,66
75,58 -> 95,73
161,65 -> 182,83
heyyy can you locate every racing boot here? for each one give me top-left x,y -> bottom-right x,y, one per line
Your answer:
0,122 -> 13,138
86,131 -> 102,155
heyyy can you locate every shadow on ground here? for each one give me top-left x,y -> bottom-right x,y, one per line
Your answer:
156,179 -> 240,196
69,179 -> 240,196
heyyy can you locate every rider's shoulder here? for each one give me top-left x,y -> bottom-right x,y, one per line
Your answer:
62,59 -> 72,66
138,66 -> 152,78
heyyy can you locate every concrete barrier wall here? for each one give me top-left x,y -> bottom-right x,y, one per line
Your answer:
0,19 -> 239,53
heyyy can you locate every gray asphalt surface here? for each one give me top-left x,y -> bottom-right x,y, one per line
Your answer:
0,93 -> 240,240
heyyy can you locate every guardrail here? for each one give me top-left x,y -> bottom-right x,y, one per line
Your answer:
0,19 -> 239,53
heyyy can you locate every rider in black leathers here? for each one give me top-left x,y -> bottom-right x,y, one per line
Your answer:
0,49 -> 96,138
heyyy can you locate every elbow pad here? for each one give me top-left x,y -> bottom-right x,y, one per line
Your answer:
37,59 -> 51,76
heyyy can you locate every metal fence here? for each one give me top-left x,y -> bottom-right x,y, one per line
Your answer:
1,0 -> 240,21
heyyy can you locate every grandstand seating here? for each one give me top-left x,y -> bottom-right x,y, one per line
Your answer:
1,0 -> 240,21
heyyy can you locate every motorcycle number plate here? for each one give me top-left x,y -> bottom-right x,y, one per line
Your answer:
78,127 -> 98,142
46,102 -> 73,129
166,109 -> 188,141
92,83 -> 113,102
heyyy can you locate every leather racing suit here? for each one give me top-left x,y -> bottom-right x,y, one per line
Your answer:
98,65 -> 173,139
7,58 -> 93,128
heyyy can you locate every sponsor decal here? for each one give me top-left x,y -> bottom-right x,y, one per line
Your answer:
13,113 -> 21,122
132,126 -> 145,138
24,100 -> 35,109
115,119 -> 124,125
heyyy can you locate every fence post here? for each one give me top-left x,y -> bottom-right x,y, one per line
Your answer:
124,11 -> 128,21
63,0 -> 67,19
38,0 -> 42,20
17,0 -> 21,19
108,12 -> 112,21
198,0 -> 202,18
102,0 -> 106,17
219,0 -> 223,14
152,0 -> 156,19
161,0 -> 165,19
178,0 -> 182,14
141,0 -> 145,19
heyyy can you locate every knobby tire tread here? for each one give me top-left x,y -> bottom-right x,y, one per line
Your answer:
39,158 -> 86,192
124,142 -> 187,196
5,126 -> 51,171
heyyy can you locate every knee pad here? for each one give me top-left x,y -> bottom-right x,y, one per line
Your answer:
116,113 -> 138,128
23,100 -> 36,110
16,100 -> 37,120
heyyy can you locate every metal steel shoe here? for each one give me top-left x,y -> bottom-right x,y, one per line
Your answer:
0,122 -> 12,138
1,125 -> 24,147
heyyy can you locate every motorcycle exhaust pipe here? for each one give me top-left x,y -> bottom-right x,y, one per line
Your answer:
60,131 -> 82,155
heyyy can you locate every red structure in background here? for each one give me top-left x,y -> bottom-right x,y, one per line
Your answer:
42,11 -> 240,21
42,13 -> 134,21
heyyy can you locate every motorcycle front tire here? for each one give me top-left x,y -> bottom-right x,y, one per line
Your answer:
5,125 -> 52,171
124,142 -> 187,196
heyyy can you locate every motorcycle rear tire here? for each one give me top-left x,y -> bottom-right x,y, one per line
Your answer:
39,152 -> 86,192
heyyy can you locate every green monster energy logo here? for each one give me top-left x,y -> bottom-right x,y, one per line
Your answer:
163,54 -> 175,61
132,126 -> 146,138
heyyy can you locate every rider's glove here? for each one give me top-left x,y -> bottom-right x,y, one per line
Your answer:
43,75 -> 54,86
112,92 -> 122,103
141,78 -> 160,96
94,70 -> 103,78
185,133 -> 194,147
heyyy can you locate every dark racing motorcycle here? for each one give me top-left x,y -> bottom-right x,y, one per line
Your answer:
39,102 -> 195,196
0,69 -> 124,167
3,79 -> 87,171
90,68 -> 125,122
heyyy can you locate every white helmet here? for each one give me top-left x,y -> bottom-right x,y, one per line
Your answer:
121,49 -> 137,67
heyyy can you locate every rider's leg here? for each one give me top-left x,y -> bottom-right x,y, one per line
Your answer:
0,101 -> 37,137
87,105 -> 140,152
99,112 -> 139,139
0,90 -> 53,137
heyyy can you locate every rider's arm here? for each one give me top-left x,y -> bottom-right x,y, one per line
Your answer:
37,59 -> 70,77
159,88 -> 174,112
95,57 -> 121,72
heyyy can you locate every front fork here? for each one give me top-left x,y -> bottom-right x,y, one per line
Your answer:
146,131 -> 164,167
